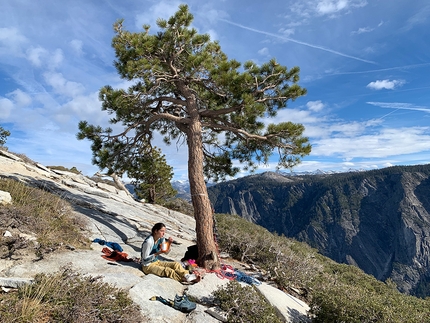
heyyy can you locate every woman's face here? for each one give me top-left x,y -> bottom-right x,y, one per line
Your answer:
154,226 -> 166,240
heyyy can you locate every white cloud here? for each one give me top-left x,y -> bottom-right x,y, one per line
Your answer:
26,46 -> 49,67
60,92 -> 110,128
402,4 -> 430,31
327,121 -> 365,136
49,49 -> 64,70
43,72 -> 85,98
205,29 -> 219,42
198,7 -> 229,25
316,0 -> 348,15
311,127 -> 430,158
135,1 -> 182,31
0,89 -> 32,120
352,20 -> 383,35
26,47 -> 63,70
352,26 -> 373,35
278,27 -> 295,37
258,47 -> 270,57
366,79 -> 406,90
315,0 -> 367,16
8,89 -> 32,107
0,27 -> 27,57
0,98 -> 13,118
276,108 -> 322,124
306,100 -> 325,112
70,39 -> 84,56
364,46 -> 375,53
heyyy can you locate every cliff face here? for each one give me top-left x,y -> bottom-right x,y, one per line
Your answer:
208,165 -> 430,296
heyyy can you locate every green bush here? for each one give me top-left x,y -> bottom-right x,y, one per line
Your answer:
213,280 -> 282,323
162,197 -> 194,216
214,213 -> 430,322
309,262 -> 430,322
215,213 -> 321,292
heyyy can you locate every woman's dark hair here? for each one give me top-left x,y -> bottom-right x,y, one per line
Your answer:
151,222 -> 166,235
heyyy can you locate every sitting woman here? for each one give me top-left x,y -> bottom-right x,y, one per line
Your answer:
141,222 -> 200,283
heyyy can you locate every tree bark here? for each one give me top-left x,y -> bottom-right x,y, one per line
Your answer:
149,186 -> 155,204
186,102 -> 220,270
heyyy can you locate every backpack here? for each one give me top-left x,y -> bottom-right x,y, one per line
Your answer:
182,244 -> 198,261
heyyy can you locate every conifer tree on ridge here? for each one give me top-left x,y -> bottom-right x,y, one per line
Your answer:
77,4 -> 311,269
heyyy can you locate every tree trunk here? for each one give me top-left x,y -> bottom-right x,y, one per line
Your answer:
98,172 -> 135,200
149,186 -> 155,204
187,110 -> 220,270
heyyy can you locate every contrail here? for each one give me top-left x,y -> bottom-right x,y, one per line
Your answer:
367,102 -> 430,113
220,18 -> 377,65
377,108 -> 400,121
383,106 -> 430,113
331,62 -> 430,75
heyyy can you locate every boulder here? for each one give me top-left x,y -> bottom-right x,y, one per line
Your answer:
0,190 -> 12,205
256,282 -> 311,322
0,277 -> 33,288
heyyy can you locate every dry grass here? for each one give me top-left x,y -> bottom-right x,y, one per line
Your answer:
0,178 -> 145,322
47,165 -> 82,174
0,178 -> 90,259
0,267 -> 143,323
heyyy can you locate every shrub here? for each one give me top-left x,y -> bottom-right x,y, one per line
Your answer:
213,280 -> 282,323
11,152 -> 37,165
309,263 -> 430,322
48,165 -> 81,174
161,197 -> 194,216
214,212 -> 430,322
0,267 -> 144,322
215,213 -> 322,293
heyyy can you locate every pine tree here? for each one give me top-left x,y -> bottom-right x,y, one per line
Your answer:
77,5 -> 311,269
128,148 -> 177,204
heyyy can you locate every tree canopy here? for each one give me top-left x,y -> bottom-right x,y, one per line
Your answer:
77,4 -> 311,269
0,126 -> 10,146
128,147 -> 177,204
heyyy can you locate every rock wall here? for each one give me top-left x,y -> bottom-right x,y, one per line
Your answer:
208,165 -> 430,296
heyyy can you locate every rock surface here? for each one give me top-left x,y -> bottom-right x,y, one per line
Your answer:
0,151 -> 310,322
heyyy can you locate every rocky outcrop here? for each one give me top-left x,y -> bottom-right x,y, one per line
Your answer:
208,165 -> 430,297
0,151 -> 310,322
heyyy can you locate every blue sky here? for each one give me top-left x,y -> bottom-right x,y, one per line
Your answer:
1,0 -> 429,181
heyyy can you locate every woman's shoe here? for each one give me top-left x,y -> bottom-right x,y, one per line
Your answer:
173,294 -> 196,313
183,273 -> 201,283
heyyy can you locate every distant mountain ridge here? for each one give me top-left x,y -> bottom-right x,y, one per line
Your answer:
171,168 -> 366,200
207,164 -> 430,297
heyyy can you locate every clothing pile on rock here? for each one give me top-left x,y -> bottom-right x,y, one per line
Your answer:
93,238 -> 139,263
